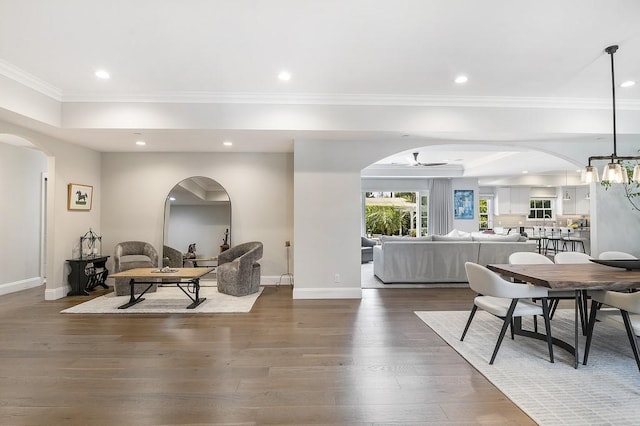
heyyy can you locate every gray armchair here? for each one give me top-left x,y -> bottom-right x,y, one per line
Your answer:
361,236 -> 376,263
113,241 -> 159,296
163,245 -> 183,268
217,241 -> 263,296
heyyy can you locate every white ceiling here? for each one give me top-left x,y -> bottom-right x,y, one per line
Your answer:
1,0 -> 640,179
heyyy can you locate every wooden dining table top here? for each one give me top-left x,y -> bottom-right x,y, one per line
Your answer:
110,267 -> 214,280
487,263 -> 640,291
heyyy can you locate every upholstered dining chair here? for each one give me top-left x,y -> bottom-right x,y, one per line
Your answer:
113,241 -> 159,296
508,251 -> 581,323
461,262 -> 554,365
584,290 -> 640,371
217,241 -> 263,296
599,251 -> 638,260
554,252 -> 593,264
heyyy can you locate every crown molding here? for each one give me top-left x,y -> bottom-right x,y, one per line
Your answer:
60,91 -> 640,110
0,59 -> 62,100
2,59 -> 640,111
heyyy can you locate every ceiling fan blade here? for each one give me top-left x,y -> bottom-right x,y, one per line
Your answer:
412,152 -> 447,166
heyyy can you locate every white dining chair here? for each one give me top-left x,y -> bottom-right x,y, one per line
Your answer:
554,252 -> 593,264
599,251 -> 638,260
508,252 -> 553,265
461,262 -> 554,364
584,290 -> 640,371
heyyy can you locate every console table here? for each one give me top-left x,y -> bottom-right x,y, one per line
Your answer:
66,256 -> 110,296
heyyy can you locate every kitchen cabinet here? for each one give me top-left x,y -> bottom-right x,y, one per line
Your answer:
495,187 -> 530,215
575,186 -> 590,214
560,186 -> 590,215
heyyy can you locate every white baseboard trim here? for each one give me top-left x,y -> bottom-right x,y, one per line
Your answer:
261,275 -> 294,286
45,284 -> 69,300
0,277 -> 44,296
293,287 -> 362,299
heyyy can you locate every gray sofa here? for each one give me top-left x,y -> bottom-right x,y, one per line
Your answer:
373,234 -> 537,283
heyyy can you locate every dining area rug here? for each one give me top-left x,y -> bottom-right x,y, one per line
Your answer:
61,285 -> 263,314
415,309 -> 640,425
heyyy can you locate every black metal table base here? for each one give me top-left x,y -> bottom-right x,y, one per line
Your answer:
118,278 -> 205,310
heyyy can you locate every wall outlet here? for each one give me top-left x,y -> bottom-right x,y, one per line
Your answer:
334,273 -> 340,283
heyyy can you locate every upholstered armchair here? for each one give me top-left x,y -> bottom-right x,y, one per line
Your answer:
361,236 -> 376,263
113,241 -> 159,296
163,245 -> 183,268
217,241 -> 263,296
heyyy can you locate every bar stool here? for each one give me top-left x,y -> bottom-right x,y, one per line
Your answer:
561,228 -> 587,253
544,227 -> 563,255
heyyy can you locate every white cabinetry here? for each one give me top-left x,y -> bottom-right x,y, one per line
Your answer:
575,186 -> 590,215
494,187 -> 530,215
560,186 -> 590,215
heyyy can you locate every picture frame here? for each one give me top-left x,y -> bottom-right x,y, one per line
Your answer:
68,183 -> 93,211
454,189 -> 474,220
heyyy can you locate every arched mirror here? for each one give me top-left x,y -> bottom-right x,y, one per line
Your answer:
163,176 -> 231,267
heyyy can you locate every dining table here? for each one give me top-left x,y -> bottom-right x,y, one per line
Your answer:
487,262 -> 640,368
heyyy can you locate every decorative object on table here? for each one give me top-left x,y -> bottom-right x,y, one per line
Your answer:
220,228 -> 230,253
453,189 -> 474,220
184,243 -> 198,266
79,228 -> 101,259
277,240 -> 294,287
589,259 -> 640,271
67,183 -> 93,211
217,241 -> 263,296
112,241 -> 159,296
581,45 -> 640,185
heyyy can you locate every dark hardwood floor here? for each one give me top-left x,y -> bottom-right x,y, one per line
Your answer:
0,285 -> 535,425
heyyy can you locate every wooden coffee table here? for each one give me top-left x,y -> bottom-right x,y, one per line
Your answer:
110,267 -> 214,309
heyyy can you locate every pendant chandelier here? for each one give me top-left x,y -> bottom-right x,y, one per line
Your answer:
582,45 -> 640,184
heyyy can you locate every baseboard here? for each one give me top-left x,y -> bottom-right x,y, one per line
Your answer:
45,284 -> 69,300
261,275 -> 294,286
293,287 -> 362,299
0,277 -> 44,296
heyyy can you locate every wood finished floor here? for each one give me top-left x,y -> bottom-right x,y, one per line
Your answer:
0,285 -> 535,425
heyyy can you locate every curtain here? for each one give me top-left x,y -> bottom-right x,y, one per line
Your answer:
427,179 -> 453,235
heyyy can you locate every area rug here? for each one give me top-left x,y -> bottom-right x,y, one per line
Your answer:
61,286 -> 263,314
415,310 -> 640,425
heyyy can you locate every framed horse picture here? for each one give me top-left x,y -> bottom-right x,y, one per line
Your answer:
68,183 -> 93,211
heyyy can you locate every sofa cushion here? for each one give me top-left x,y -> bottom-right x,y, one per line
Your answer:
432,235 -> 473,241
380,235 -> 432,244
472,233 -> 523,242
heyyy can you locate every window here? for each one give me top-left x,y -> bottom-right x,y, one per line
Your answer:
420,194 -> 428,235
479,198 -> 489,229
528,199 -> 554,219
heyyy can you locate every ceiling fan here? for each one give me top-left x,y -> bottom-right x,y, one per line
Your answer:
411,152 -> 448,167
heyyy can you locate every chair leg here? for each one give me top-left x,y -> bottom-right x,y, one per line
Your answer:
460,304 -> 478,341
620,310 -> 640,372
489,299 -> 518,365
510,318 -> 515,340
540,298 -> 554,363
583,300 -> 601,366
549,299 -> 559,319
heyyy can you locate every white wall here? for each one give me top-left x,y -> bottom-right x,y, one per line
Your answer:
0,142 -> 46,295
101,152 -> 293,280
591,182 -> 640,257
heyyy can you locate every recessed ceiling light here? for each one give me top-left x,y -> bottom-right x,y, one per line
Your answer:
169,197 -> 176,201
621,80 -> 636,88
95,70 -> 110,79
454,75 -> 468,84
135,141 -> 146,146
223,141 -> 233,146
278,71 -> 291,81
522,170 -> 529,174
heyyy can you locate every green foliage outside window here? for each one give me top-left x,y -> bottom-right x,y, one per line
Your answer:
365,205 -> 409,235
